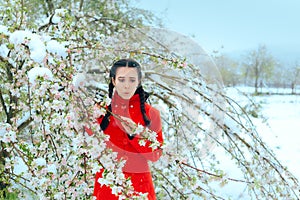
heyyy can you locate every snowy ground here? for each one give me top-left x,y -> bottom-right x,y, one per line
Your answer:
214,87 -> 300,199
234,87 -> 300,180
253,94 -> 300,179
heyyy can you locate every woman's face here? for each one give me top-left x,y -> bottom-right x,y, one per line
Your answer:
112,67 -> 140,99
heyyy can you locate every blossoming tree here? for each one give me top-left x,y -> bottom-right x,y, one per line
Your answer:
0,0 -> 299,199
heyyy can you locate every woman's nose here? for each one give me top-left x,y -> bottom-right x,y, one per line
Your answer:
124,82 -> 130,88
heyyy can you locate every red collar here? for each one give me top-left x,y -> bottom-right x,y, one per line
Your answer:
112,91 -> 140,106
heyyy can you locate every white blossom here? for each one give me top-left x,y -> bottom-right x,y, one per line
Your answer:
139,128 -> 160,150
52,9 -> 67,24
9,30 -> 31,45
133,123 -> 144,135
99,152 -> 118,170
27,66 -> 53,84
13,157 -> 28,175
38,142 -> 48,151
52,100 -> 65,112
0,129 -> 17,143
104,94 -> 111,106
28,34 -> 46,62
0,25 -> 10,35
46,40 -> 68,58
47,164 -> 57,174
89,139 -> 106,159
146,130 -> 157,142
111,185 -> 123,195
114,171 -> 125,185
33,157 -> 47,167
72,73 -> 85,90
9,30 -> 46,63
53,192 -> 63,200
98,172 -> 114,186
0,44 -> 9,58
93,106 -> 106,118
138,139 -> 147,147
0,123 -> 10,138
17,112 -> 30,127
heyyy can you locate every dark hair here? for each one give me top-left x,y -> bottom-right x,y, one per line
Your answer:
100,58 -> 151,131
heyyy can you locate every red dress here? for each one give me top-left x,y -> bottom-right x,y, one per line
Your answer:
93,92 -> 163,200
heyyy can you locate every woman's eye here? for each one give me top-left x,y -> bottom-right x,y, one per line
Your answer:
118,79 -> 125,82
130,79 -> 136,83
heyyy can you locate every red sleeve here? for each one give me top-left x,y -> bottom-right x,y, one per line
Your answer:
128,106 -> 163,162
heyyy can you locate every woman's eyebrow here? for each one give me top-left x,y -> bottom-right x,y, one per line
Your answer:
117,76 -> 136,79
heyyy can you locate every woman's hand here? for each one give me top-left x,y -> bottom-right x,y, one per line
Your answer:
120,116 -> 136,136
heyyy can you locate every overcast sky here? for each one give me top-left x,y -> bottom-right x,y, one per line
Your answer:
134,0 -> 300,58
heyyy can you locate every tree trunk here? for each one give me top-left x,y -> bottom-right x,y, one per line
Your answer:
291,82 -> 295,94
254,67 -> 259,94
0,143 -> 10,198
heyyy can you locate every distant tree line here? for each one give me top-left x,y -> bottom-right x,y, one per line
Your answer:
213,45 -> 300,94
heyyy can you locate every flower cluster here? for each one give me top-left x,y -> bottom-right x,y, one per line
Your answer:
0,123 -> 16,143
133,124 -> 161,151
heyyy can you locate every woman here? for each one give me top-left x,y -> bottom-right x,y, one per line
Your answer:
93,58 -> 164,199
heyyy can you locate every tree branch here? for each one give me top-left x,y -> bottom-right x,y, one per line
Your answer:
0,89 -> 8,121
79,0 -> 84,11
17,117 -> 33,132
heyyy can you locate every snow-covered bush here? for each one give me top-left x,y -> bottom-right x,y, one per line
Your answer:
0,1 -> 146,199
